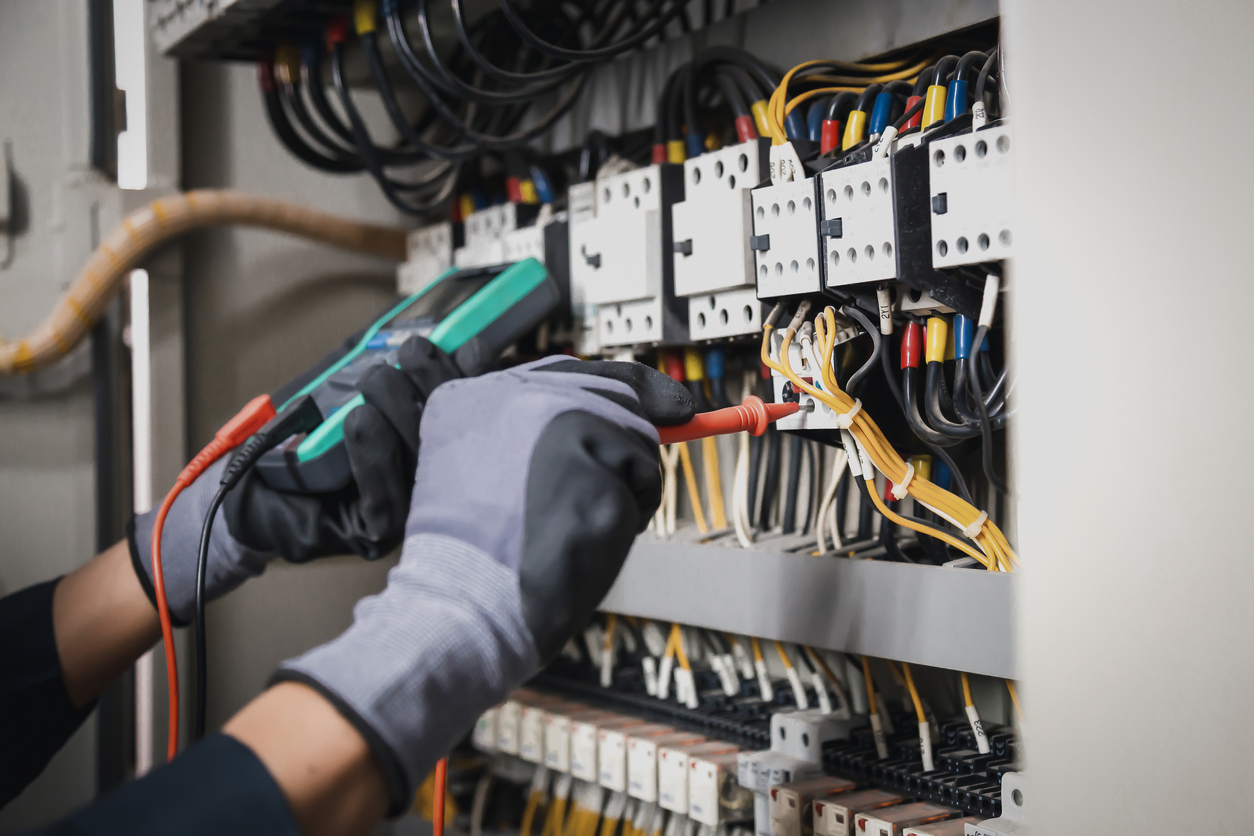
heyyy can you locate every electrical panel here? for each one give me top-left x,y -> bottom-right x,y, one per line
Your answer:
928,125 -> 1015,270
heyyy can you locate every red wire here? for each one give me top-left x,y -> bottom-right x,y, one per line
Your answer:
433,757 -> 448,836
148,395 -> 275,761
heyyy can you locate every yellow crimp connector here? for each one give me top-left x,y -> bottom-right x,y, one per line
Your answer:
751,100 -> 773,138
842,110 -> 867,150
925,317 -> 948,364
274,44 -> 301,85
683,347 -> 705,382
911,453 -> 932,481
666,140 -> 686,164
922,84 -> 947,129
354,0 -> 378,34
520,180 -> 539,204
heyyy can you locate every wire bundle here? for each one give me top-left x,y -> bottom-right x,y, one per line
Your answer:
762,303 -> 1017,572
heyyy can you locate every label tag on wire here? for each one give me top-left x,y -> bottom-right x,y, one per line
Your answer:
769,142 -> 805,185
966,704 -> 991,754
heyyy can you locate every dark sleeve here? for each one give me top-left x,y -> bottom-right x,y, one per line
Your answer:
0,579 -> 95,810
21,734 -> 303,836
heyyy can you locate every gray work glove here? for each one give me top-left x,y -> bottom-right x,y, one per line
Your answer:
272,357 -> 694,814
127,335 -> 461,625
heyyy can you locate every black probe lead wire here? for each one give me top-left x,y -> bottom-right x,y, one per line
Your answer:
842,304 -> 973,504
194,485 -> 229,741
968,324 -> 1009,495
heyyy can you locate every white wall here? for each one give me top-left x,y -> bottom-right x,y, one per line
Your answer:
1004,0 -> 1254,830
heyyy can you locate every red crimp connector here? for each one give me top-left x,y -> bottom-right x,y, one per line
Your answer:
663,350 -> 685,382
326,16 -> 351,49
735,115 -> 758,143
903,95 -> 924,131
652,144 -> 668,165
820,120 -> 841,155
884,479 -> 897,503
657,396 -> 799,444
506,176 -> 523,204
257,59 -> 276,93
900,321 -> 923,369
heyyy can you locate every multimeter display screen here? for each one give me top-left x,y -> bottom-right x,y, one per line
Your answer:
310,268 -> 499,417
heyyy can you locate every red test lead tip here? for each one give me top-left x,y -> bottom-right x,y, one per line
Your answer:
656,395 -> 799,444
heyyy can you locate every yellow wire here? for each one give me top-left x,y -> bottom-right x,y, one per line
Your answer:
521,792 -> 543,836
675,442 -> 709,534
773,641 -> 794,669
544,797 -> 569,836
750,636 -> 764,662
766,56 -> 934,142
1006,680 -> 1022,722
671,624 -> 691,671
860,656 -> 878,715
900,662 -> 927,724
600,815 -> 620,836
961,671 -> 974,708
701,436 -> 728,529
604,614 -> 617,654
808,647 -> 840,686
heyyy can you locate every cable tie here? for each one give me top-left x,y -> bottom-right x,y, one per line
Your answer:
835,398 -> 862,429
963,510 -> 989,540
890,463 -> 914,500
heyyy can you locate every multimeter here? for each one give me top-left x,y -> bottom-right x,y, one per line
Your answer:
255,257 -> 560,493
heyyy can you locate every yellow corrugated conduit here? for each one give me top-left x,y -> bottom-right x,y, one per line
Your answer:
0,190 -> 409,375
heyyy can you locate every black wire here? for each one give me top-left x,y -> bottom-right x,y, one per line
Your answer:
758,428 -> 781,532
833,464 -> 849,542
825,91 -> 858,123
855,470 -> 873,540
911,65 -> 935,98
924,362 -> 979,438
974,47 -> 999,114
841,306 -> 881,396
497,0 -> 691,63
194,485 -> 229,741
782,435 -> 803,535
890,96 -> 926,132
331,44 -> 462,215
261,72 -> 363,173
954,51 -> 987,83
855,84 -> 883,113
932,55 -> 959,86
801,441 -> 817,534
280,81 -> 364,167
969,325 -> 1008,495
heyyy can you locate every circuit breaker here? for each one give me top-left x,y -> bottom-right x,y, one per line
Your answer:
928,125 -> 1015,270
455,202 -> 539,269
672,140 -> 771,340
750,178 -> 823,299
568,164 -> 686,347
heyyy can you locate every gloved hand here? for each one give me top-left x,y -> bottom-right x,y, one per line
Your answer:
273,357 -> 694,813
128,335 -> 461,625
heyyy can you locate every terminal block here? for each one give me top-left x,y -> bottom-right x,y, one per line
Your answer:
672,141 -> 771,339
751,178 -> 823,299
819,149 -> 903,288
397,223 -> 453,295
928,124 -> 1015,270
568,164 -> 686,348
769,317 -> 859,432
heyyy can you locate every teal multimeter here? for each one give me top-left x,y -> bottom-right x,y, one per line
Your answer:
255,257 -> 560,493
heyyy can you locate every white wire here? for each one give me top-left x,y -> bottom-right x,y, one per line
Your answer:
732,432 -> 754,548
815,448 -> 847,553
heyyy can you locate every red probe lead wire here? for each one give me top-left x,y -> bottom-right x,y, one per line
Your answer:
656,395 -> 799,444
149,394 -> 276,760
433,757 -> 448,836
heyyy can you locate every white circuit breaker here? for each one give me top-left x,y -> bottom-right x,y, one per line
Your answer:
455,202 -> 539,269
397,222 -> 453,295
819,155 -> 899,287
672,140 -> 770,340
750,178 -> 823,299
569,164 -> 687,348
928,124 -> 1015,269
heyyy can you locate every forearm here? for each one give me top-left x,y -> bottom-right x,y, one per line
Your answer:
53,539 -> 162,708
224,682 -> 390,836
